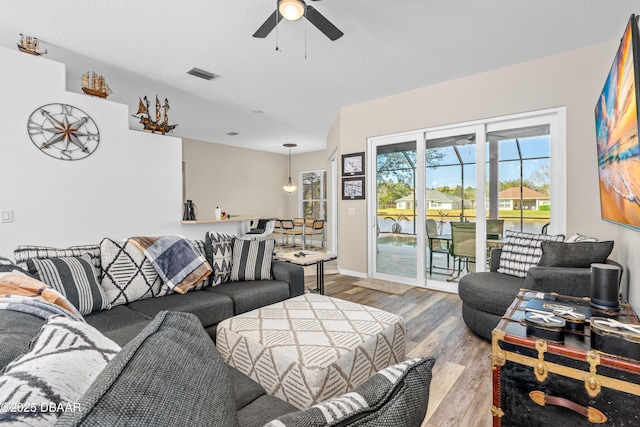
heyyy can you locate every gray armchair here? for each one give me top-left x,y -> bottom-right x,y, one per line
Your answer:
458,247 -> 623,340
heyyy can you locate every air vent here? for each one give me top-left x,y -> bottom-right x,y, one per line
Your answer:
186,67 -> 219,80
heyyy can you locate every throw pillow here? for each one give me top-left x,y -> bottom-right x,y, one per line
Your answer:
100,238 -> 163,306
25,254 -> 110,315
0,255 -> 14,265
497,230 -> 565,278
55,311 -> 240,427
14,244 -> 101,271
205,232 -> 234,286
230,238 -> 275,282
538,241 -> 614,268
0,316 -> 120,426
265,357 -> 435,427
566,233 -> 599,242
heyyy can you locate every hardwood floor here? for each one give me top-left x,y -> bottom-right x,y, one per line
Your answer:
305,273 -> 493,427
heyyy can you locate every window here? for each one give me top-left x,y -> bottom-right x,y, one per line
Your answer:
299,170 -> 327,219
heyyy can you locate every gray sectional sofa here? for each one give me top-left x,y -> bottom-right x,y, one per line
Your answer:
0,235 -> 435,426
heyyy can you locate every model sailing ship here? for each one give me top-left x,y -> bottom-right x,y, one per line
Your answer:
133,96 -> 177,134
17,34 -> 47,55
81,72 -> 112,98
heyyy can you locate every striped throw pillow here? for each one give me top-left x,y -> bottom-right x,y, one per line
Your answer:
14,244 -> 102,271
26,254 -> 110,315
230,238 -> 275,281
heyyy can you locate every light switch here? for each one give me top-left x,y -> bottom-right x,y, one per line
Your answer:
348,208 -> 355,216
1,210 -> 13,223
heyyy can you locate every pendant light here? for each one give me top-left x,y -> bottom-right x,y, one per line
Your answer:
283,143 -> 297,193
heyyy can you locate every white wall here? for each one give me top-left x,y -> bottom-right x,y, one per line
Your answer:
332,41 -> 640,310
0,46 -> 208,256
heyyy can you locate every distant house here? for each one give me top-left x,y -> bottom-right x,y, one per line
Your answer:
396,190 -> 463,210
499,186 -> 550,210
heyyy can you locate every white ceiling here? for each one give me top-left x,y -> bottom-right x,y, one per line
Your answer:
0,1 -> 637,154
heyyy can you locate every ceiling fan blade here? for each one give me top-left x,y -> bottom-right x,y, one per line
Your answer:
253,10 -> 283,38
305,5 -> 343,41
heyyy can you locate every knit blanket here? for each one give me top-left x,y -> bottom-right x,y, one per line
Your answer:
0,271 -> 84,321
129,235 -> 212,294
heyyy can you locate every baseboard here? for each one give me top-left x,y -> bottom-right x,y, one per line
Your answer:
337,269 -> 367,279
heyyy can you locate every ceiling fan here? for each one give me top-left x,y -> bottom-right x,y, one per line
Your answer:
253,0 -> 343,41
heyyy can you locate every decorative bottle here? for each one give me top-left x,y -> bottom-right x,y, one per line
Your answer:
214,206 -> 222,220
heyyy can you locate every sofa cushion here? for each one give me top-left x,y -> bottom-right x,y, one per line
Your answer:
538,241 -> 614,268
55,311 -> 240,427
228,365 -> 268,411
265,357 -> 435,427
230,238 -> 275,282
25,254 -> 110,315
0,316 -> 120,426
207,280 -> 291,315
238,395 -> 299,426
205,232 -> 234,286
497,230 -> 565,278
100,238 -> 163,306
127,290 -> 234,328
458,271 -> 525,316
0,310 -> 46,371
14,244 -> 101,271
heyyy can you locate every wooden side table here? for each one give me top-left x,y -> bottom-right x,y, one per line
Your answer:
491,290 -> 640,426
273,251 -> 337,295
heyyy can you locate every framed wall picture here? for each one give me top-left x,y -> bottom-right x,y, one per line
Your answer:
342,177 -> 365,200
341,152 -> 365,176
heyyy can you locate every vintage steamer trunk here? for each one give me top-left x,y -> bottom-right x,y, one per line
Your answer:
492,290 -> 640,426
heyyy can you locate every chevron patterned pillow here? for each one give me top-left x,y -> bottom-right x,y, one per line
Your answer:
205,232 -> 234,286
0,316 -> 120,425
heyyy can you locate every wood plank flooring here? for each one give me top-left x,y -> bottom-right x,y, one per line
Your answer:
305,273 -> 493,427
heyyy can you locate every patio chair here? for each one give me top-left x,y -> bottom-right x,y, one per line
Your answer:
486,219 -> 505,239
447,221 -> 476,281
427,219 -> 450,275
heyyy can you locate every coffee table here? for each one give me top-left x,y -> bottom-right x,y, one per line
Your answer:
273,251 -> 337,295
216,294 -> 406,409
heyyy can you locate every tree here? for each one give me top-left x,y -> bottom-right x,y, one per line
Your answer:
529,164 -> 550,195
377,181 -> 412,208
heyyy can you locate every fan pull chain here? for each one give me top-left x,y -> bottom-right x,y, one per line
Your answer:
304,16 -> 308,59
275,11 -> 280,52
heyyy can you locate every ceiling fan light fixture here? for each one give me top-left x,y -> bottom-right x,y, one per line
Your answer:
279,0 -> 305,21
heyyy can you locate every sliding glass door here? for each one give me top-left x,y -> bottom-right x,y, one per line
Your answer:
371,134 -> 423,282
368,108 -> 565,292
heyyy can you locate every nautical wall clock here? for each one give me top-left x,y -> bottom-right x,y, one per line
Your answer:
27,103 -> 100,160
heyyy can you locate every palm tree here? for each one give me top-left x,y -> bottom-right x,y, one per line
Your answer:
384,214 -> 409,234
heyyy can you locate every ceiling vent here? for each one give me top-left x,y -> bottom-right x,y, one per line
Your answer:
186,67 -> 219,80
